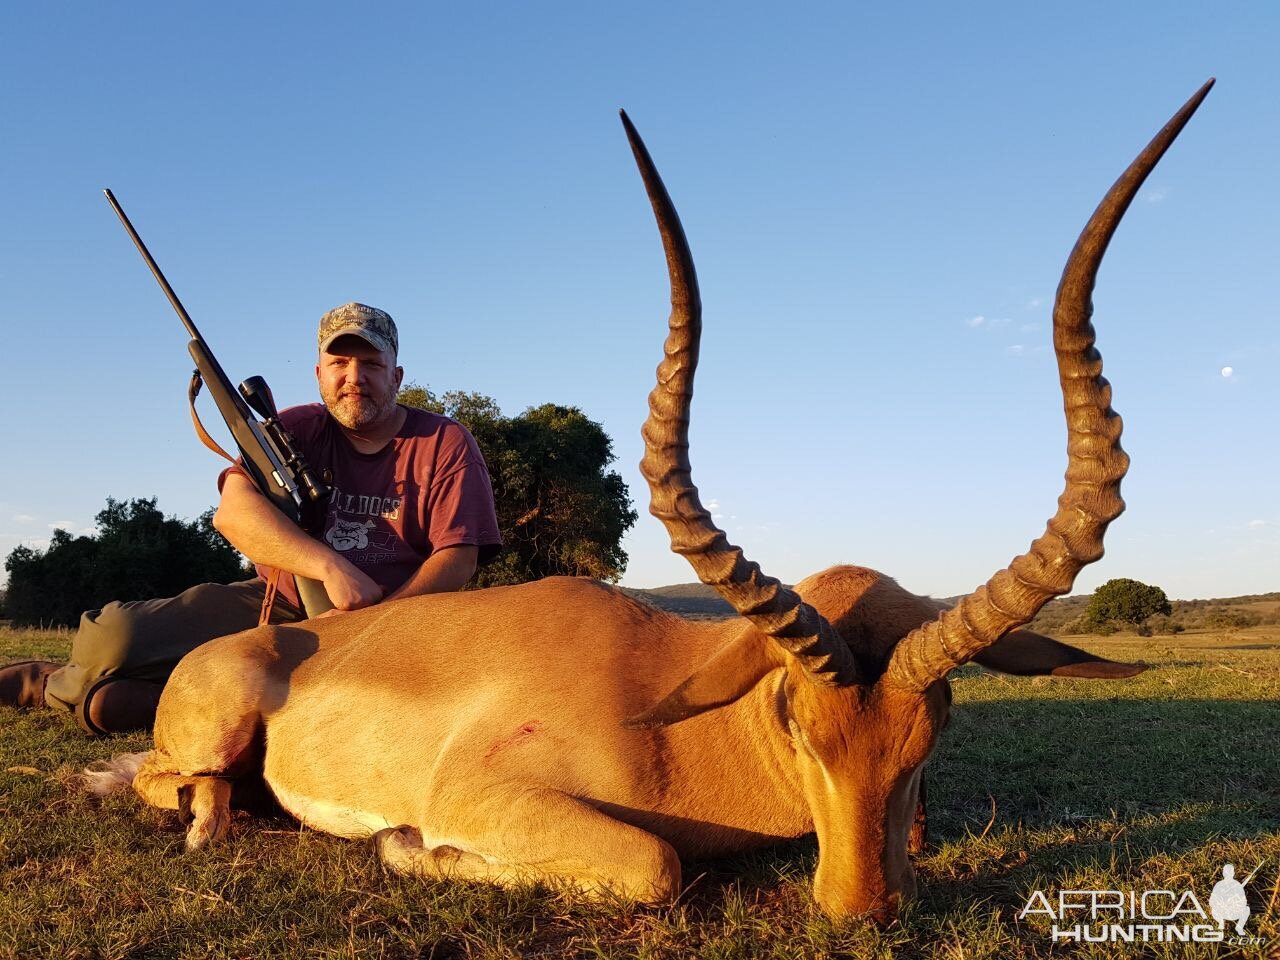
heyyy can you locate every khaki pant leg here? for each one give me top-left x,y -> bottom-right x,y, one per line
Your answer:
44,578 -> 304,713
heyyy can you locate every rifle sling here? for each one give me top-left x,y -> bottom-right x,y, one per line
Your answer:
188,371 -> 237,464
258,567 -> 283,627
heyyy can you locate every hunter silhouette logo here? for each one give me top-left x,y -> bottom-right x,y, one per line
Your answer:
1019,861 -> 1268,946
1209,863 -> 1255,936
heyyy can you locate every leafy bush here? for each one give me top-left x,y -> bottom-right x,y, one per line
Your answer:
399,385 -> 637,586
1083,578 -> 1172,629
3,498 -> 244,627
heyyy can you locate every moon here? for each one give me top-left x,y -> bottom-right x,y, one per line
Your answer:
1221,366 -> 1234,378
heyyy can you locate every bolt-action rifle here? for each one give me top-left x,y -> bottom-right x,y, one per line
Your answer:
104,189 -> 334,618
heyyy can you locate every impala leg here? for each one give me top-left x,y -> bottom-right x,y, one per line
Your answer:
126,633 -> 278,849
133,758 -> 235,850
178,778 -> 234,850
376,788 -> 681,904
908,775 -> 928,855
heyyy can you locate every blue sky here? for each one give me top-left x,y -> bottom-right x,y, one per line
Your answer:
0,3 -> 1275,601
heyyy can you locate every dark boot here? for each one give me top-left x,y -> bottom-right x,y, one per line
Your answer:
79,677 -> 163,735
0,661 -> 61,709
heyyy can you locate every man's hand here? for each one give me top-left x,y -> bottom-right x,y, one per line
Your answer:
320,556 -> 384,612
216,472 -> 361,614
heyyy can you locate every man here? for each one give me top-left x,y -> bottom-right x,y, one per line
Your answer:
0,303 -> 501,734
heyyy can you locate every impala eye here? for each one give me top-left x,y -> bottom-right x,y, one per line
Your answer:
787,719 -> 814,754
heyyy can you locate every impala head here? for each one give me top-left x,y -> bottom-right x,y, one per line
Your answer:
776,592 -> 946,923
620,81 -> 1212,923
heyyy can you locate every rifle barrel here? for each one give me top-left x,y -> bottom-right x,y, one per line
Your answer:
103,189 -> 202,342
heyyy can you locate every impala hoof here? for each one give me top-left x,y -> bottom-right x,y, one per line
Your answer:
176,780 -> 232,851
183,803 -> 230,851
374,825 -> 421,856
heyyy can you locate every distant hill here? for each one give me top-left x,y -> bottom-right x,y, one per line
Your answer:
623,583 -> 1280,634
619,583 -> 733,619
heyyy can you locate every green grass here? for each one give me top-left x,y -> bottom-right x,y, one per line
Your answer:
2,627 -> 1277,958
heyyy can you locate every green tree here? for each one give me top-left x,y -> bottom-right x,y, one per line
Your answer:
398,384 -> 637,587
2,497 -> 244,627
1082,577 -> 1172,629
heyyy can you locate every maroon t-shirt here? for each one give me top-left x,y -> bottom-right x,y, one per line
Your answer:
221,404 -> 501,609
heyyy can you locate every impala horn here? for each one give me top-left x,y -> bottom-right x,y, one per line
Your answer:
624,110 -> 860,686
887,79 -> 1214,691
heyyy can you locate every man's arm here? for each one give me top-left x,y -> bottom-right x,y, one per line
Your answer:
313,544 -> 477,617
384,544 -> 479,602
213,471 -> 383,611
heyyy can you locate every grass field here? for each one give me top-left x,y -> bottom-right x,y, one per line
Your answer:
2,621 -> 1278,959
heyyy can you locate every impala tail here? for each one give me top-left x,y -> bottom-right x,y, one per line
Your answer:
81,751 -> 151,796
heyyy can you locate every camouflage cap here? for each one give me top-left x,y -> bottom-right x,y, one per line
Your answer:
317,302 -> 399,356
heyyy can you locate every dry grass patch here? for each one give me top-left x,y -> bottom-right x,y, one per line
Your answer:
2,625 -> 1277,958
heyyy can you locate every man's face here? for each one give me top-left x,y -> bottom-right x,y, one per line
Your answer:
316,336 -> 404,432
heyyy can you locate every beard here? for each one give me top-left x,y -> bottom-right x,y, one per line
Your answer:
321,383 -> 398,432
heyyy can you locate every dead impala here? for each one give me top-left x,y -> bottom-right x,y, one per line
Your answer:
92,81 -> 1211,923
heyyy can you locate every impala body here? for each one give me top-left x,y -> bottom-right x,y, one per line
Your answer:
101,81 -> 1212,923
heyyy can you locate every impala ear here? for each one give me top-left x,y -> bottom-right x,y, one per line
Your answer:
973,628 -> 1146,678
623,628 -> 784,729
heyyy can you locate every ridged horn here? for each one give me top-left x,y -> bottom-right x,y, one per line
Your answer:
623,110 -> 859,686
887,79 -> 1214,691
